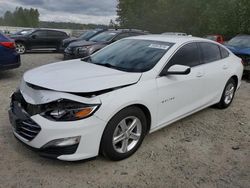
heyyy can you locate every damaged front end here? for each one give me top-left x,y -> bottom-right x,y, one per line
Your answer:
8,80 -> 103,142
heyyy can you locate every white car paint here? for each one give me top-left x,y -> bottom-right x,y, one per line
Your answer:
10,35 -> 243,161
24,60 -> 142,93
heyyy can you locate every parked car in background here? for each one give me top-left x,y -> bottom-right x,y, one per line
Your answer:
225,34 -> 250,79
205,35 -> 224,44
64,29 -> 147,60
0,32 -> 20,71
9,29 -> 69,54
162,32 -> 188,36
61,28 -> 107,51
12,29 -> 33,36
9,35 -> 243,161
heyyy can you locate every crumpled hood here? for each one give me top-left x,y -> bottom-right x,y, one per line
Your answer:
226,45 -> 250,55
23,59 -> 142,93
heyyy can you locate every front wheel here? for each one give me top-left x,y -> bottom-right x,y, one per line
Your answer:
15,42 -> 26,54
100,107 -> 147,161
216,78 -> 237,109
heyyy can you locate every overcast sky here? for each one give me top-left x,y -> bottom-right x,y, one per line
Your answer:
0,0 -> 117,24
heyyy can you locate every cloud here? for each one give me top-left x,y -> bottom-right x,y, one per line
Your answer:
0,0 -> 117,24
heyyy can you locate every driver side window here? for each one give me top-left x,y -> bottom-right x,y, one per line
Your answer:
167,42 -> 200,68
32,31 -> 47,38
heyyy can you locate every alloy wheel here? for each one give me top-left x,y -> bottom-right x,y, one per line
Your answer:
224,83 -> 235,104
112,116 -> 142,154
16,43 -> 26,54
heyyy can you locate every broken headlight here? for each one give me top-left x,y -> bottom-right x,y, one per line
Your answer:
41,99 -> 100,121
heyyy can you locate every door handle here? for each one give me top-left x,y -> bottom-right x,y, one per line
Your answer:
223,64 -> 229,70
196,72 -> 204,77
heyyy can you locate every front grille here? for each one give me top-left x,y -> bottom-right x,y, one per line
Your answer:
10,91 -> 42,141
15,119 -> 41,141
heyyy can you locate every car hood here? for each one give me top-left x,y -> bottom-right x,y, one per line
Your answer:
9,34 -> 25,39
225,45 -> 250,55
63,37 -> 77,43
69,40 -> 104,48
23,59 -> 142,93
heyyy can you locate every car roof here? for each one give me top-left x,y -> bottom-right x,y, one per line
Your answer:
34,28 -> 67,33
128,34 -> 215,45
104,29 -> 146,34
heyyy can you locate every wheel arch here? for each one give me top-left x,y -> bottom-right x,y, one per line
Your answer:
231,75 -> 238,88
129,104 -> 152,134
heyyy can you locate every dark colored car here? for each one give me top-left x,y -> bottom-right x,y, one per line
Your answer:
0,32 -> 20,71
64,29 -> 147,60
10,29 -> 69,54
225,35 -> 250,79
205,35 -> 224,44
61,28 -> 107,51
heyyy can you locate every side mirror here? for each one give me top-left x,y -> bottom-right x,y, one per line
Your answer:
31,35 -> 37,39
164,65 -> 191,76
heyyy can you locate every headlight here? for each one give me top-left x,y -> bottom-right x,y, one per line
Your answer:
41,99 -> 100,121
77,46 -> 91,53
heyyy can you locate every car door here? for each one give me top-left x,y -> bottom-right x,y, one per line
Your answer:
198,42 -> 230,103
156,42 -> 205,127
28,30 -> 48,49
46,30 -> 59,48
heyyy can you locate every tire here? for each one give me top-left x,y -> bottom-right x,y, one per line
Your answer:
100,106 -> 147,161
216,78 -> 237,109
15,42 -> 26,54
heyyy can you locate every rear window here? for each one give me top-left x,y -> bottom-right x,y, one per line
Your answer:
199,42 -> 221,63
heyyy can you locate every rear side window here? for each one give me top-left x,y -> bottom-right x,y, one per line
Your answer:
47,31 -> 67,37
199,42 -> 221,63
167,42 -> 200,67
220,46 -> 229,59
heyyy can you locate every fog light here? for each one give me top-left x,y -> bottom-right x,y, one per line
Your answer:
42,136 -> 81,148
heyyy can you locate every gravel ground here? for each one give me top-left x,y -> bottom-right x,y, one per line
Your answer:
0,53 -> 249,188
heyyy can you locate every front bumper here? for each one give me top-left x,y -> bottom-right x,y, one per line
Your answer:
9,92 -> 106,161
64,47 -> 89,60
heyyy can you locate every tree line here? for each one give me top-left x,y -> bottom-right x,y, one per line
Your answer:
0,7 -> 108,30
116,0 -> 250,37
0,7 -> 39,27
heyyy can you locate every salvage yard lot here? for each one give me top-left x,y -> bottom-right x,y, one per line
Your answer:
0,53 -> 249,188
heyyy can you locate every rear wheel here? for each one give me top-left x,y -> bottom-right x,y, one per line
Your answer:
101,107 -> 147,161
16,42 -> 26,54
216,78 -> 237,109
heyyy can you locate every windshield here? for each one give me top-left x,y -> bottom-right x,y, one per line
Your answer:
86,39 -> 173,72
79,30 -> 98,40
89,31 -> 117,42
227,35 -> 250,48
14,29 -> 33,35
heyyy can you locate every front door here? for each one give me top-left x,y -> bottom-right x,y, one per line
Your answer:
156,42 -> 205,128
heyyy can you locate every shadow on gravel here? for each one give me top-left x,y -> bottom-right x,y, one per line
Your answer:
0,71 -> 16,80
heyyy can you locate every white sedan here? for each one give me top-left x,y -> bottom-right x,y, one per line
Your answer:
9,35 -> 244,161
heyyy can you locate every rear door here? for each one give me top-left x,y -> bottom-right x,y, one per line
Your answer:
47,31 -> 68,49
156,42 -> 205,126
198,42 -> 230,103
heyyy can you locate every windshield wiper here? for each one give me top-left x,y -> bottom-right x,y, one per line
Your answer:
81,56 -> 93,63
94,63 -> 128,71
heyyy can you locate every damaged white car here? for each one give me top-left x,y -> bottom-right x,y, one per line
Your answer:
9,35 -> 243,161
